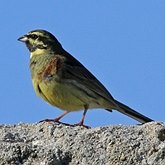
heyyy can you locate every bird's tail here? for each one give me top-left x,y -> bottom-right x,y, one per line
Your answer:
107,100 -> 153,123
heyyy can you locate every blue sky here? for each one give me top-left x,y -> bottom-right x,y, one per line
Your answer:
0,1 -> 164,127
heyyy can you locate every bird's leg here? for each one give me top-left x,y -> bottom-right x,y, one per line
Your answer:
77,109 -> 87,125
74,107 -> 91,128
39,111 -> 69,123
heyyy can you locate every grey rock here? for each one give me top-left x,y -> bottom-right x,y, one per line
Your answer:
0,122 -> 164,165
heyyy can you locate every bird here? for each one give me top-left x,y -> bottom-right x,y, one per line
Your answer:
18,29 -> 153,127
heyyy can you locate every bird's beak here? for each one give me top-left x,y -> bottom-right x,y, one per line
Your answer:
18,35 -> 28,42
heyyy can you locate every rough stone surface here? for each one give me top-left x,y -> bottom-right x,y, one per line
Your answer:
0,122 -> 164,165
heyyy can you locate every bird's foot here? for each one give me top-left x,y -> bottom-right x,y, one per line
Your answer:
39,119 -> 90,128
73,123 -> 91,129
39,119 -> 74,127
39,119 -> 71,126
39,118 -> 61,123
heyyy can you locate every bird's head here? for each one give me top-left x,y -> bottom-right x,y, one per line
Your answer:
18,29 -> 63,53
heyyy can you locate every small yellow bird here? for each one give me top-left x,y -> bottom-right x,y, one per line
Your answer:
18,29 -> 153,127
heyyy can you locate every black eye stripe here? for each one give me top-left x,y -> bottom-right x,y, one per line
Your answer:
29,34 -> 38,39
27,34 -> 51,46
28,34 -> 48,42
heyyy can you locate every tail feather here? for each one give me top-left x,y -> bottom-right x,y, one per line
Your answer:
109,100 -> 153,123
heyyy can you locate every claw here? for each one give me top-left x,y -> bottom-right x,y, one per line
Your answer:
73,123 -> 91,129
39,118 -> 61,123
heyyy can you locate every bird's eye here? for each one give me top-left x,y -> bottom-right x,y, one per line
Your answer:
30,34 -> 38,39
